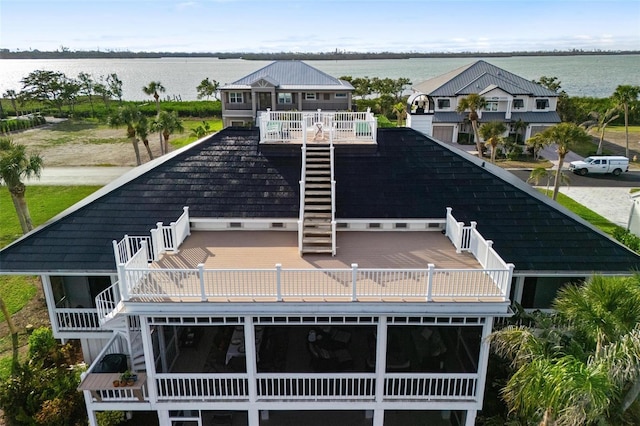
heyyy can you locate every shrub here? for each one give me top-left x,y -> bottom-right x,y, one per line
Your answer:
613,227 -> 640,253
376,115 -> 394,128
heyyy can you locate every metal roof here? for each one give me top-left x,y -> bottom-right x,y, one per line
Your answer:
221,61 -> 354,91
413,60 -> 559,97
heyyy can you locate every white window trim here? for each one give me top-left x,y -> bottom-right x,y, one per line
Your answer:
229,92 -> 244,103
278,93 -> 293,104
305,93 -> 317,100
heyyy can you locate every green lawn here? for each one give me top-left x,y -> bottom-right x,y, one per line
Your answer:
0,186 -> 101,317
170,118 -> 223,148
539,189 -> 620,235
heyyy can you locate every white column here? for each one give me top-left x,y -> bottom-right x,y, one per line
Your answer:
244,316 -> 258,404
84,399 -> 98,426
374,316 -> 388,403
248,409 -> 260,426
157,410 -> 170,425
140,316 -> 158,403
475,317 -> 494,410
372,408 -> 385,426
40,275 -> 59,334
465,409 -> 477,426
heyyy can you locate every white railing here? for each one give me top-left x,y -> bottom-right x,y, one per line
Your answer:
155,374 -> 249,401
79,334 -> 148,403
122,263 -> 509,302
113,235 -> 152,264
384,373 -> 478,400
151,206 -> 190,257
330,144 -> 336,255
298,143 -> 307,254
54,308 -> 101,332
259,109 -> 377,144
95,281 -> 123,325
257,373 -> 376,400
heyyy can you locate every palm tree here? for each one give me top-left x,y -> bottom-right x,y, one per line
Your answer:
456,93 -> 487,158
134,115 -> 153,161
511,118 -> 528,144
479,121 -> 507,163
190,121 -> 212,139
490,275 -> 640,425
612,85 -> 640,158
531,123 -> 591,200
392,102 -> 407,127
142,81 -> 166,114
0,138 -> 43,233
108,105 -> 143,166
153,111 -> 184,154
581,108 -> 620,155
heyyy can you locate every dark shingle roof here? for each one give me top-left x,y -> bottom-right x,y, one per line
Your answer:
1,127 -> 638,275
413,60 -> 559,97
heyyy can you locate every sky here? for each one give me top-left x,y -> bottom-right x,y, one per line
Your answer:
1,0 -> 639,53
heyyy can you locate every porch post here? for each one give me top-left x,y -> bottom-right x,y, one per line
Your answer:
372,408 -> 384,426
245,316 -> 258,405
475,317 -> 494,411
465,409 -> 478,426
351,263 -> 358,301
40,275 -> 59,334
374,316 -> 388,404
140,316 -> 158,403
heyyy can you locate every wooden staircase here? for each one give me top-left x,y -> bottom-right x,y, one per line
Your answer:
302,144 -> 334,254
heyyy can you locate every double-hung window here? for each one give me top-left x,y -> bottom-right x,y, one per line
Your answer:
437,99 -> 450,109
278,93 -> 293,104
229,92 -> 244,103
513,99 -> 524,109
484,101 -> 498,111
536,99 -> 549,110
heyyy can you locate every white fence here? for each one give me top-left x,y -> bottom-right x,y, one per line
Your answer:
257,373 -> 376,400
55,308 -> 101,332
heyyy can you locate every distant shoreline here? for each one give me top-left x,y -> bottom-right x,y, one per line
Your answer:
1,50 -> 639,60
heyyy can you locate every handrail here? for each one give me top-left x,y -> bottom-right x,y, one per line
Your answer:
121,263 -> 511,302
330,143 -> 336,255
298,140 -> 307,254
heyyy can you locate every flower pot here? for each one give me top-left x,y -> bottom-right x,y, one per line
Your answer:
113,380 -> 120,387
127,378 -> 135,386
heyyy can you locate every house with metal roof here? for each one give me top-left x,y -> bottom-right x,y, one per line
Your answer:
220,61 -> 355,127
1,120 -> 638,425
408,60 -> 561,144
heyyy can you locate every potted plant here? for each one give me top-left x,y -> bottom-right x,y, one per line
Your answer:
120,370 -> 137,386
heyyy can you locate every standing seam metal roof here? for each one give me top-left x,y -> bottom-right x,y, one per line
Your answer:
224,61 -> 354,89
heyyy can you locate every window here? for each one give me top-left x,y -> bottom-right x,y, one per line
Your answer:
278,93 -> 293,104
513,99 -> 524,109
229,92 -> 243,103
536,99 -> 549,109
484,101 -> 498,111
305,93 -> 317,100
335,93 -> 347,98
437,99 -> 450,109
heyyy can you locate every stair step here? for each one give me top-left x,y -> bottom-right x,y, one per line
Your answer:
306,183 -> 331,188
305,198 -> 331,203
305,206 -> 331,212
305,190 -> 331,196
303,237 -> 332,244
304,211 -> 331,217
306,170 -> 330,175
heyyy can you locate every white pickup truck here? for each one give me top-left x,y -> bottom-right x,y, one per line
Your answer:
569,156 -> 629,176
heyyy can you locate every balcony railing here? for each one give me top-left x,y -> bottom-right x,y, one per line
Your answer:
54,308 -> 101,332
107,208 -> 514,304
258,109 -> 377,144
137,372 -> 478,403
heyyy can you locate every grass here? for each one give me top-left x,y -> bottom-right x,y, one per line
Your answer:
170,118 -> 223,148
539,189 -> 620,235
0,185 -> 101,377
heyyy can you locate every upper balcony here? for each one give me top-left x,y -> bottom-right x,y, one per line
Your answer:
258,110 -> 377,145
96,207 -> 514,322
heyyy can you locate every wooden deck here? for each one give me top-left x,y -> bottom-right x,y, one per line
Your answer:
155,231 -> 479,271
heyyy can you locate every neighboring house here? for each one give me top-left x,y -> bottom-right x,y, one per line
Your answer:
1,122 -> 638,426
220,61 -> 355,127
408,60 -> 561,144
627,192 -> 640,237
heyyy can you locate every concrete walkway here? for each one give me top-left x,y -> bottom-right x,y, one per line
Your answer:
558,186 -> 633,227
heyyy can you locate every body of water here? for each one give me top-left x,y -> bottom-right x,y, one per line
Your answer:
1,55 -> 639,101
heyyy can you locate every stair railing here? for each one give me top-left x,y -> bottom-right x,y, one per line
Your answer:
298,123 -> 308,254
330,139 -> 336,256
